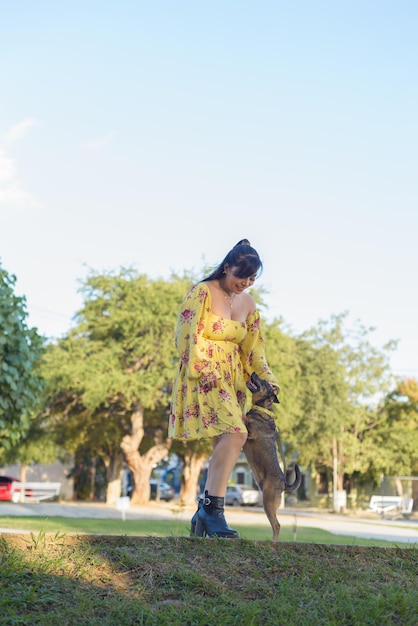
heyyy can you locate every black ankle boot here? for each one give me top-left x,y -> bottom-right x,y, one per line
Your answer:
190,497 -> 203,536
195,491 -> 239,538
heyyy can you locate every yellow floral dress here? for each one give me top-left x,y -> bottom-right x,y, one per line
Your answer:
169,282 -> 279,440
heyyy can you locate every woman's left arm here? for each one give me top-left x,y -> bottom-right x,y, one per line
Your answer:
239,310 -> 280,391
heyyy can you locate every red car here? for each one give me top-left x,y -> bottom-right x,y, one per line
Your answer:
0,476 -> 20,501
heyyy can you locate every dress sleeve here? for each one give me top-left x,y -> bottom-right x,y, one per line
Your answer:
174,283 -> 220,380
239,310 -> 279,390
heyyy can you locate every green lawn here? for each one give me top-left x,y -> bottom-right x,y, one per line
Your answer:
0,515 -> 413,547
1,533 -> 417,625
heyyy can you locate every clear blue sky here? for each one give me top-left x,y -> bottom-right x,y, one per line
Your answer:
1,1 -> 417,378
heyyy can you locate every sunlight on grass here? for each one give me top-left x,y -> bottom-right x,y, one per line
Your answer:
0,515 -> 410,547
1,533 -> 417,625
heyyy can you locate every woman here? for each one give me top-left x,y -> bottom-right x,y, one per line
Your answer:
169,239 -> 279,537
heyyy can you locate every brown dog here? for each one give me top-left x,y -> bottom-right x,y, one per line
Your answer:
243,372 -> 301,540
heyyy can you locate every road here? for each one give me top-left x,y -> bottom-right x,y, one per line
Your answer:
1,500 -> 417,544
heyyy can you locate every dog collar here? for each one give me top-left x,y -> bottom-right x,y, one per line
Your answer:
250,404 -> 276,419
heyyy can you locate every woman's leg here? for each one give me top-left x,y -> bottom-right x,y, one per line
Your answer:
204,431 -> 247,497
195,431 -> 247,537
190,432 -> 246,536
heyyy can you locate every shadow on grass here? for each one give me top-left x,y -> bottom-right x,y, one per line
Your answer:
1,533 -> 418,626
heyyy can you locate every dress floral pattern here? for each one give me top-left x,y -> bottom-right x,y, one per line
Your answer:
169,282 -> 278,440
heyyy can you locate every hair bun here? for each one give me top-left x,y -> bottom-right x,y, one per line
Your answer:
202,238 -> 261,282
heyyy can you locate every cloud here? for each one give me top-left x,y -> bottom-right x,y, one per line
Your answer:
0,182 -> 42,209
83,132 -> 116,151
0,149 -> 17,183
2,117 -> 39,146
0,119 -> 42,210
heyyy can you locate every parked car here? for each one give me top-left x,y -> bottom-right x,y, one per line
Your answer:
225,485 -> 261,507
122,470 -> 175,502
0,476 -> 20,502
150,479 -> 175,502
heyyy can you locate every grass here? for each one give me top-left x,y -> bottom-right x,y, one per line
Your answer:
0,515 -> 415,547
0,533 -> 417,625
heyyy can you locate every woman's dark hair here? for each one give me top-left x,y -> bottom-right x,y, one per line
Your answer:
202,239 -> 263,281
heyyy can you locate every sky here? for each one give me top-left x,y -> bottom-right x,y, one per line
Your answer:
1,1 -> 417,379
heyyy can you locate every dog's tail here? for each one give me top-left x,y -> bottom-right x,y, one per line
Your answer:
285,464 -> 302,492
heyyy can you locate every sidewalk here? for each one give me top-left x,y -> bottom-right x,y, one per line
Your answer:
1,501 -> 417,544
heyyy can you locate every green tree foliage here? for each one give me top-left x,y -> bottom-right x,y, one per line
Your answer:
262,317 -> 303,466
43,268 -> 193,504
38,266 -> 400,507
293,338 -> 350,471
293,313 -> 396,490
43,386 -> 127,502
0,263 -> 45,449
0,412 -> 60,480
371,378 -> 418,478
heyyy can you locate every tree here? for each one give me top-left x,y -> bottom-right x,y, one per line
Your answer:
43,387 -> 127,502
371,378 -> 418,479
0,411 -> 60,481
0,263 -> 45,449
294,313 -> 396,494
263,317 -> 303,449
171,438 -> 211,505
43,269 -> 192,504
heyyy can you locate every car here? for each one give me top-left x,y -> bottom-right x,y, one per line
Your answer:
225,484 -> 261,507
150,479 -> 175,502
0,476 -> 20,502
122,470 -> 175,502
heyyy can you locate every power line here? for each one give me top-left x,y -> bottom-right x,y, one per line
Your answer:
29,306 -> 74,322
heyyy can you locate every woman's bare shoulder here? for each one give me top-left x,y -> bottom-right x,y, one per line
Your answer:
233,292 -> 256,321
242,291 -> 256,313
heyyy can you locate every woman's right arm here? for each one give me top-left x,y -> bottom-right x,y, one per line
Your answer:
175,284 -> 219,383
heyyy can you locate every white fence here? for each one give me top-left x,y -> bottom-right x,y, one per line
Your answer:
11,482 -> 61,503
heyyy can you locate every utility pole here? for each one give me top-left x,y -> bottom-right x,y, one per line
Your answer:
333,453 -> 339,512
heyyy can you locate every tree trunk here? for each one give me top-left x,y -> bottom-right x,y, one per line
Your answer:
120,402 -> 172,505
19,463 -> 27,482
19,463 -> 27,503
332,437 -> 347,512
337,469 -> 344,492
332,437 -> 345,491
124,445 -> 173,505
90,456 -> 97,501
412,480 -> 418,510
179,449 -> 206,505
104,452 -> 124,505
106,478 -> 122,506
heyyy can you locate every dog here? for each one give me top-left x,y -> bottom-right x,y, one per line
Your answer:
243,371 -> 302,540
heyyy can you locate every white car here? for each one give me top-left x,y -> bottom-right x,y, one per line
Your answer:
225,485 -> 260,506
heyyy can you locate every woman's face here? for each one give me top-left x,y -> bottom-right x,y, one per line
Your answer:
224,264 -> 257,294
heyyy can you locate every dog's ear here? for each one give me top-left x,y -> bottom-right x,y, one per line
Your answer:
270,383 -> 280,404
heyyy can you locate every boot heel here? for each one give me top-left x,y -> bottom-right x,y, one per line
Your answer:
194,516 -> 206,537
190,497 -> 203,536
